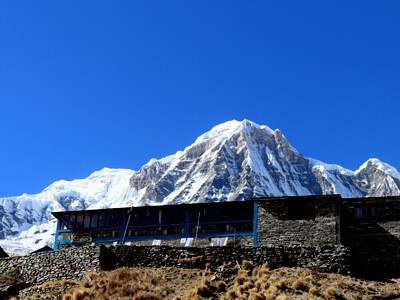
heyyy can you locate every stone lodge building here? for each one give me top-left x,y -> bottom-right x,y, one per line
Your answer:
52,194 -> 400,277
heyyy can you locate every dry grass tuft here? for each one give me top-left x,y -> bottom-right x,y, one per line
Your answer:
218,264 -> 400,300
178,255 -> 205,269
242,260 -> 254,271
19,263 -> 393,300
323,286 -> 339,299
290,278 -> 308,291
308,286 -> 318,295
194,283 -> 212,297
133,291 -> 161,300
215,280 -> 227,292
235,273 -> 249,286
62,266 -> 202,300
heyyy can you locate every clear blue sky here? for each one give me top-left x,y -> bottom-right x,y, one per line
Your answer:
1,1 -> 399,197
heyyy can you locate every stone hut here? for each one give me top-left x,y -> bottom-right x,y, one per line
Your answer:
254,195 -> 341,247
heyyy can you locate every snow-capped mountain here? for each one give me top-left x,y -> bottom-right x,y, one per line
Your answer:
0,168 -> 134,255
1,120 -> 399,255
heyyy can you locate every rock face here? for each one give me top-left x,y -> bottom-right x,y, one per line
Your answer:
126,120 -> 399,205
0,119 -> 399,254
354,159 -> 400,196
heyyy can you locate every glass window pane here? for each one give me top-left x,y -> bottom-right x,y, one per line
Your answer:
69,215 -> 76,229
114,213 -> 123,227
61,216 -> 69,229
76,214 -> 84,229
370,207 -> 377,218
106,214 -> 114,227
128,213 -> 136,226
355,207 -> 363,219
148,210 -> 158,225
98,214 -> 106,227
83,214 -> 91,228
91,214 -> 98,228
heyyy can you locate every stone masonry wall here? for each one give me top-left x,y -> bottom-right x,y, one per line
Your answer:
0,246 -> 102,286
342,198 -> 400,278
0,255 -> 25,278
257,198 -> 339,247
0,244 -> 351,287
106,245 -> 350,274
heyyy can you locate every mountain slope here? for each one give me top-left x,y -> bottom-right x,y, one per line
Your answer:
0,120 -> 399,255
0,168 -> 134,254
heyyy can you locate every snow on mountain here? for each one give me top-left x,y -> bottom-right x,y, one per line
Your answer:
0,168 -> 134,255
354,158 -> 400,196
309,159 -> 363,198
1,119 -> 399,255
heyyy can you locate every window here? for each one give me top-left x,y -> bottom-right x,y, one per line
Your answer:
355,207 -> 363,219
162,207 -> 186,224
354,206 -> 377,219
58,232 -> 71,241
128,213 -> 137,226
69,215 -> 76,229
98,214 -> 107,227
114,213 -> 123,227
83,214 -> 91,228
90,214 -> 99,228
76,214 -> 84,229
106,214 -> 114,227
148,210 -> 158,225
61,216 -> 69,229
371,207 -> 377,218
287,199 -> 315,220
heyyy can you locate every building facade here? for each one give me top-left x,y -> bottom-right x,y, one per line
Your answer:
52,194 -> 400,277
53,201 -> 255,249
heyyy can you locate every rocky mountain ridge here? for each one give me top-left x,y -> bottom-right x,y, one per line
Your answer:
0,119 -> 399,255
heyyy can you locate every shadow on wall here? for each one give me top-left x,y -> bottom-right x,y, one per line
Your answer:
344,220 -> 400,279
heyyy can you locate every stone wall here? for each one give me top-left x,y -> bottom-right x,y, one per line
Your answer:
105,245 -> 350,274
0,255 -> 25,278
0,246 -> 102,285
256,197 -> 339,247
0,244 -> 351,288
341,198 -> 400,278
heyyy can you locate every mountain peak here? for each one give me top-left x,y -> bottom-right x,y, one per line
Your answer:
356,158 -> 400,180
194,119 -> 273,144
1,119 -> 400,255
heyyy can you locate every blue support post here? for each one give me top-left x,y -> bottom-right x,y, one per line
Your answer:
54,218 -> 61,250
253,201 -> 258,247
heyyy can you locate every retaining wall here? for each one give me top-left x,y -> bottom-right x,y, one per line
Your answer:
0,246 -> 102,285
106,245 -> 350,274
0,244 -> 351,287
